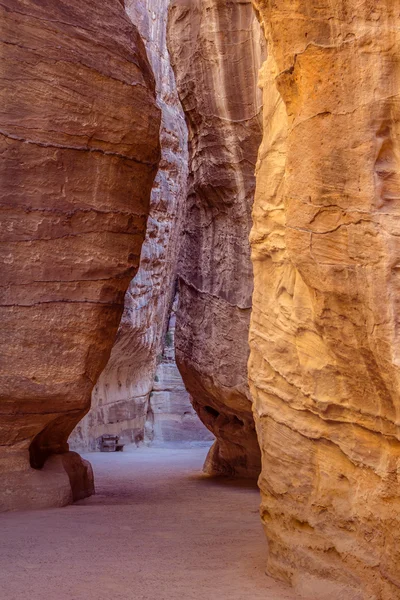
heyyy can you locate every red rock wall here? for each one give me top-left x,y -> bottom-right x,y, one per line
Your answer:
168,0 -> 265,478
250,1 -> 400,598
0,0 -> 160,510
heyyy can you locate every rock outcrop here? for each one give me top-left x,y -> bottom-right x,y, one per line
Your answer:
250,2 -> 400,598
69,0 -> 188,452
0,0 -> 160,510
168,0 -> 265,478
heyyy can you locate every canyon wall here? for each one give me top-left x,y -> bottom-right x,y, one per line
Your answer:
250,1 -> 400,598
168,0 -> 265,478
0,0 -> 160,510
69,0 -> 189,452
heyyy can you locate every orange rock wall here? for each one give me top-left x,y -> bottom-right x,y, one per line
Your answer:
250,1 -> 400,598
0,0 -> 160,510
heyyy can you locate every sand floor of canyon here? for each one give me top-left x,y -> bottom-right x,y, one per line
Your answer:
0,447 -> 299,600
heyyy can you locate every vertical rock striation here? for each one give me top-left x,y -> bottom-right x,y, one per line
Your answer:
0,0 -> 160,510
69,0 -> 189,451
250,2 -> 400,598
168,0 -> 265,478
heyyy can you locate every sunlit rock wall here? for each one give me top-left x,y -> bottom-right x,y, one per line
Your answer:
0,0 -> 160,510
69,0 -> 188,451
168,0 -> 265,478
250,2 -> 400,598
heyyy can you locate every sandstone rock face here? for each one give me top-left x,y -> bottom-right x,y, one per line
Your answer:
0,0 -> 160,509
69,0 -> 189,452
146,294 -> 214,445
168,0 -> 265,478
250,2 -> 400,598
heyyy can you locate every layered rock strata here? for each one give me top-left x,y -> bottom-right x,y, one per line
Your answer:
0,0 -> 160,509
250,2 -> 400,598
168,0 -> 265,478
70,0 -> 188,451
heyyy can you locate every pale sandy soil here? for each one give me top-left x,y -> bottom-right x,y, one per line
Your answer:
0,447 -> 299,600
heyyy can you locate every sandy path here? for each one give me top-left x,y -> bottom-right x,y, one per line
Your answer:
0,447 -> 299,600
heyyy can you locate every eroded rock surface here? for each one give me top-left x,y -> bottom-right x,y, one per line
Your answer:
69,0 -> 188,452
168,0 -> 265,478
0,0 -> 160,509
250,2 -> 400,598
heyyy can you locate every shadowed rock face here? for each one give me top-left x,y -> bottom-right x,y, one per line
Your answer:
250,1 -> 400,598
168,0 -> 265,478
69,0 -> 189,451
0,0 -> 160,510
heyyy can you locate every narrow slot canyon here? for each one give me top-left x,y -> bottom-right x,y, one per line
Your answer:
1,1 -> 400,600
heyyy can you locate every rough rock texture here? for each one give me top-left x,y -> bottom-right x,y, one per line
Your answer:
250,2 -> 400,598
145,294 -> 214,445
168,0 -> 265,478
69,0 -> 188,452
0,0 -> 160,509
